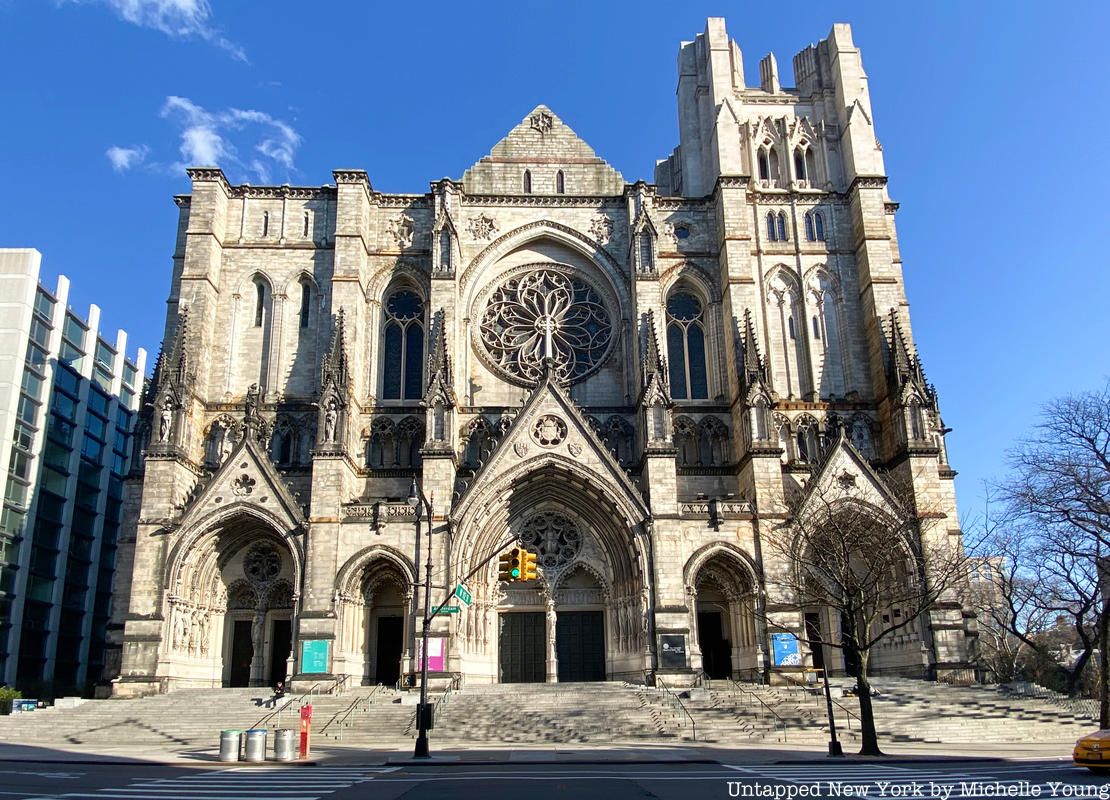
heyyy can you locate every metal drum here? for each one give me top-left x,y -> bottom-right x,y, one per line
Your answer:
243,728 -> 268,762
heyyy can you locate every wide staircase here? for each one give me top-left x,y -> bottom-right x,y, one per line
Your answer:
0,678 -> 1096,749
429,682 -> 686,745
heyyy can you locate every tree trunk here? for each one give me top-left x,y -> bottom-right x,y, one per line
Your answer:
1100,608 -> 1109,729
1099,559 -> 1110,729
853,649 -> 883,755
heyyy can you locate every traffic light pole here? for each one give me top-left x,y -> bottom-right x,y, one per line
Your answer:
407,476 -> 523,760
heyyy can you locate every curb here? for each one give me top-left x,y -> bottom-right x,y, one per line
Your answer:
0,756 -> 322,767
772,756 -> 1005,765
384,757 -> 722,767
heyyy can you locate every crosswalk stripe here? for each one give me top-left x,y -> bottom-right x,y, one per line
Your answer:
48,764 -> 375,800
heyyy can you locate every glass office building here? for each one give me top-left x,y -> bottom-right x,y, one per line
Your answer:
0,249 -> 146,695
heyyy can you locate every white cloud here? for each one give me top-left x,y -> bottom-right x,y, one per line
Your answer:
159,95 -> 301,182
105,144 -> 150,171
65,0 -> 247,62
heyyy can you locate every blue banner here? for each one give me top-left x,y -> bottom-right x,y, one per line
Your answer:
771,632 -> 801,666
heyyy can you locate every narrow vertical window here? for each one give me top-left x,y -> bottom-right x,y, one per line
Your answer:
381,290 -> 425,401
303,211 -> 310,238
299,282 -> 311,329
805,212 -> 816,242
757,150 -> 769,181
767,212 -> 777,241
788,316 -> 796,340
814,211 -> 825,241
556,170 -> 565,194
777,212 -> 787,242
666,292 -> 709,400
794,148 -> 807,181
254,280 -> 266,327
805,149 -> 818,186
439,230 -> 452,272
768,149 -> 780,185
812,316 -> 820,339
262,210 -> 270,238
639,233 -> 653,271
523,170 -> 532,194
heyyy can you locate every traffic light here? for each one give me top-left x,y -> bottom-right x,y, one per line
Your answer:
520,548 -> 538,581
497,549 -> 515,582
508,547 -> 523,580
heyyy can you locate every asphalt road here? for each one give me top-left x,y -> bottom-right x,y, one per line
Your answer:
1,758 -> 1106,800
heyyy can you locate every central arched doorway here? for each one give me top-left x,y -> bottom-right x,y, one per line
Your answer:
164,514 -> 300,688
455,458 -> 649,684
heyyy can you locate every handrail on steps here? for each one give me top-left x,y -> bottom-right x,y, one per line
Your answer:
320,684 -> 383,740
776,671 -> 860,731
647,671 -> 696,742
714,676 -> 788,741
251,681 -> 322,730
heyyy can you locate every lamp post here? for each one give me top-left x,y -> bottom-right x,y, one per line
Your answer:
407,478 -> 434,759
819,662 -> 844,757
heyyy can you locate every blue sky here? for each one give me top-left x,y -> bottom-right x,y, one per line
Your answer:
0,1 -> 1107,512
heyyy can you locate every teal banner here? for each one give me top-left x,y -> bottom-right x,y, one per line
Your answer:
300,639 -> 329,674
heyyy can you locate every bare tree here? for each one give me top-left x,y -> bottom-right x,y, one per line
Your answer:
763,469 -> 972,756
998,382 -> 1110,725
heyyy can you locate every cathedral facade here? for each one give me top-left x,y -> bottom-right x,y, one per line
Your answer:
107,18 -> 972,696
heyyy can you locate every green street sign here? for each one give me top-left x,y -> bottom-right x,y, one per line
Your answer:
454,584 -> 472,606
433,605 -> 461,615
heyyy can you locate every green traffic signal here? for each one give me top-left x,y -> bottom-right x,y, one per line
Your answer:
511,567 -> 520,578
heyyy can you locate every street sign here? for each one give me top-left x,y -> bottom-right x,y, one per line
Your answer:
432,605 -> 460,615
454,584 -> 472,606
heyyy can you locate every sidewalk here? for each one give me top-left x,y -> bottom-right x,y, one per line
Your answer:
0,738 -> 1076,768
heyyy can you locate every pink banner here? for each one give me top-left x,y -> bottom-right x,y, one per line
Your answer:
418,638 -> 445,671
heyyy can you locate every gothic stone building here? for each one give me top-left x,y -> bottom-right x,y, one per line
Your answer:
107,18 -> 972,695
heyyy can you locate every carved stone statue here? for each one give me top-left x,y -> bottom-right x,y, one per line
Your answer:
159,399 -> 173,442
324,400 -> 338,443
245,383 -> 260,420
219,427 -> 234,464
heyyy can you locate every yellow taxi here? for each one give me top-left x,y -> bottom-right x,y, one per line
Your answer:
1074,729 -> 1110,772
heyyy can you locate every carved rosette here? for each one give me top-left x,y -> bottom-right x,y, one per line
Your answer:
531,415 -> 567,447
467,214 -> 499,241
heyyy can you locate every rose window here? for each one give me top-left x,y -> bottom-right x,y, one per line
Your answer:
478,268 -> 613,385
244,544 -> 281,584
519,511 -> 583,569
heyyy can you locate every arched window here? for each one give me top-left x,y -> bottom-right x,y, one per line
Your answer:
766,212 -> 777,241
794,148 -> 807,181
812,316 -> 820,339
666,292 -> 709,400
381,289 -> 425,401
253,279 -> 267,327
299,281 -> 311,329
768,149 -> 780,186
262,210 -> 270,238
805,212 -> 816,242
775,414 -> 792,463
795,415 -> 819,463
805,149 -> 818,186
523,170 -> 532,194
757,149 -> 770,181
777,212 -> 788,242
556,170 -> 565,194
813,211 -> 825,241
272,426 -> 294,466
